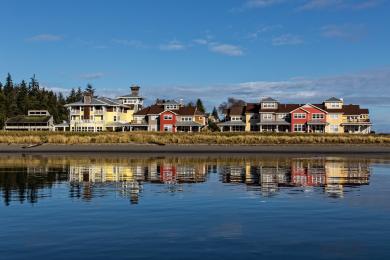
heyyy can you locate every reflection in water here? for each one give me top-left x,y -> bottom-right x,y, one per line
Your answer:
0,155 -> 372,205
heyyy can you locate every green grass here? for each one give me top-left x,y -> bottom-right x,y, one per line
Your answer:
0,131 -> 389,145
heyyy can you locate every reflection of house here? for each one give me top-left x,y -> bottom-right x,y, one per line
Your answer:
4,110 -> 54,131
219,158 -> 370,197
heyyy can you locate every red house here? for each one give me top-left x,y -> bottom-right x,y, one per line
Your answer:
290,104 -> 328,133
159,110 -> 178,132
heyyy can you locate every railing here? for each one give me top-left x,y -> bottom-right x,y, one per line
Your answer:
131,120 -> 148,125
94,110 -> 104,115
345,119 -> 371,123
70,110 -> 81,115
70,120 -> 105,124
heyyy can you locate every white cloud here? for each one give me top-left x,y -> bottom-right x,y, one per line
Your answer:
209,43 -> 244,56
159,40 -> 186,51
298,0 -> 383,10
272,34 -> 304,46
245,0 -> 286,8
321,24 -> 367,41
79,73 -> 104,80
27,34 -> 63,42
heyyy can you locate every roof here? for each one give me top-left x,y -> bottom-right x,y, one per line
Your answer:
341,104 -> 369,115
261,97 -> 278,102
65,97 -> 128,107
226,105 -> 245,116
134,104 -> 165,115
6,115 -> 51,124
325,97 -> 343,102
245,103 -> 260,113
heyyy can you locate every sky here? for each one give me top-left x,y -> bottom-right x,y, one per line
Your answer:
1,0 -> 390,131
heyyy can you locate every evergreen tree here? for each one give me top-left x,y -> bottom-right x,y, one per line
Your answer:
85,84 -> 95,96
16,80 -> 29,115
196,98 -> 205,113
212,106 -> 219,121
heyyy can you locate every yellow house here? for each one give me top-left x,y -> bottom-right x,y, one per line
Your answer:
65,87 -> 144,132
324,98 -> 344,133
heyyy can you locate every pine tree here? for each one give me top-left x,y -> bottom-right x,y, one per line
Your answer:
85,84 -> 95,96
212,106 -> 219,121
196,98 -> 205,113
16,80 -> 29,114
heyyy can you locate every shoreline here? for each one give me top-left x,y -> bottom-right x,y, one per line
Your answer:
1,143 -> 390,154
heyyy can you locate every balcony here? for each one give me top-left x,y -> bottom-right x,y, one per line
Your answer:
70,120 -> 105,124
93,110 -> 104,115
70,110 -> 81,115
130,119 -> 148,125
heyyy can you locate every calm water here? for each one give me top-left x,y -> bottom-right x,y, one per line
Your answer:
1,154 -> 390,260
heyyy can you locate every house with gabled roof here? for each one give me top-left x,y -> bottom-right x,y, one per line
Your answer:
219,96 -> 372,134
130,100 -> 207,132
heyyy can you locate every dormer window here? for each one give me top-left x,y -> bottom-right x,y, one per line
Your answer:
262,102 -> 277,109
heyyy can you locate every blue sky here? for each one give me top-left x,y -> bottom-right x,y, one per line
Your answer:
1,0 -> 390,131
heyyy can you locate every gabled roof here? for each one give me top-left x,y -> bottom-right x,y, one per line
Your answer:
290,104 -> 328,114
227,105 -> 245,116
325,97 -> 343,102
134,104 -> 164,115
261,97 -> 278,102
65,97 -> 128,107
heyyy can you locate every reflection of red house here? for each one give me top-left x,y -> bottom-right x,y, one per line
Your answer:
291,161 -> 326,186
291,104 -> 328,133
160,163 -> 177,183
159,110 -> 177,132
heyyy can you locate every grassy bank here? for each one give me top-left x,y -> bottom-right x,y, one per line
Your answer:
0,131 -> 390,145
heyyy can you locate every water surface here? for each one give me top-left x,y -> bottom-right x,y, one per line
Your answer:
1,154 -> 390,259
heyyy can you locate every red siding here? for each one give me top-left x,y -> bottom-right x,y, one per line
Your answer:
159,111 -> 177,132
290,105 -> 326,132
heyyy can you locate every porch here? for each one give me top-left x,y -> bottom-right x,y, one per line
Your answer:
257,122 -> 290,133
217,121 -> 246,132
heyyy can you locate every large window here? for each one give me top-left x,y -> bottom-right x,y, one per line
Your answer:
164,114 -> 173,120
312,114 -> 325,119
294,113 -> 306,119
181,117 -> 192,121
294,124 -> 305,132
231,116 -> 242,121
263,114 -> 273,120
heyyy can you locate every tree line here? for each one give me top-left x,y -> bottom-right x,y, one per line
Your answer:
0,73 -> 222,129
0,74 -> 89,128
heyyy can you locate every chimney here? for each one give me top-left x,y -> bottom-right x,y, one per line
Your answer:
83,92 -> 92,104
131,84 -> 140,96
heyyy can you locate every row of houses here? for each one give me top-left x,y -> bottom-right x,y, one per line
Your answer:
3,85 -> 372,134
218,97 -> 372,134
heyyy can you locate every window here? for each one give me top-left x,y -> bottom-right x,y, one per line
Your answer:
231,116 -> 242,121
262,103 -> 276,108
330,125 -> 339,133
278,114 -> 288,120
330,102 -> 340,108
294,124 -> 305,132
263,114 -> 273,120
181,117 -> 192,121
164,125 -> 173,132
294,113 -> 306,119
330,114 -> 339,119
113,116 -> 117,122
164,114 -> 173,120
312,114 -> 324,119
